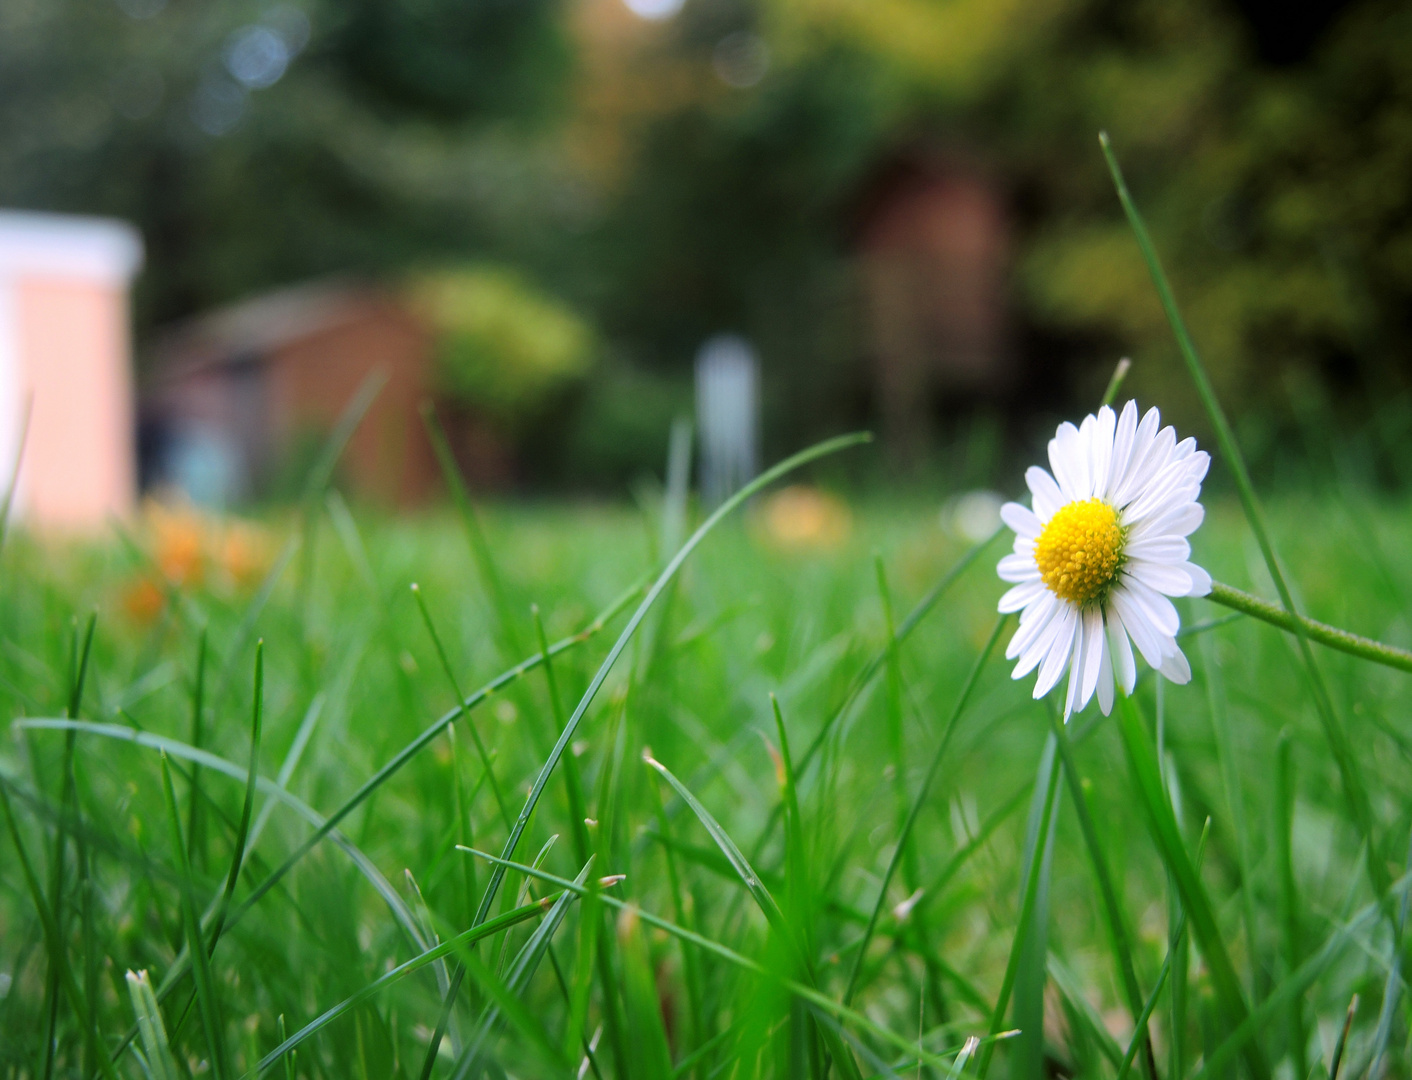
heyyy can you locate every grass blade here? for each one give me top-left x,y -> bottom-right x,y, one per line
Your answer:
643,752 -> 864,1078
206,641 -> 264,950
459,849 -> 964,1070
873,556 -> 912,888
16,719 -> 428,958
1011,731 -> 1060,1080
842,615 -> 1006,1008
158,751 -> 228,1080
125,970 -> 178,1080
1047,953 -> 1123,1068
643,751 -> 787,934
1117,820 -> 1211,1080
1200,633 -> 1262,1006
533,603 -> 592,866
1328,995 -> 1358,1080
411,582 -> 513,829
0,779 -> 118,1080
616,904 -> 676,1079
450,859 -> 594,1078
475,433 -> 869,927
40,612 -> 95,1079
187,629 -> 208,873
413,433 -> 870,1079
1115,693 -> 1270,1080
421,400 -> 524,658
1273,731 -> 1308,1078
253,895 -> 554,1071
218,574 -> 642,934
975,735 -> 1060,1080
1051,710 -> 1158,1080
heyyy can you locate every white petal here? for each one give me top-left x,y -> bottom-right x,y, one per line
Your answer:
1001,502 -> 1042,539
1033,605 -> 1078,698
1115,421 -> 1175,509
998,553 -> 1040,583
1158,645 -> 1192,684
1090,406 -> 1116,500
1123,457 -> 1199,525
1110,586 -> 1165,669
1018,588 -> 1055,624
1124,535 -> 1191,563
999,579 -> 1047,614
1105,400 -> 1139,503
1185,450 -> 1210,485
1111,406 -> 1161,505
1063,622 -> 1086,719
1096,625 -> 1115,715
1077,413 -> 1099,498
1122,576 -> 1181,636
1078,606 -> 1105,712
1049,423 -> 1085,501
1128,502 -> 1204,542
1181,562 -> 1212,597
1025,467 -> 1065,521
1012,600 -> 1068,676
1126,558 -> 1194,597
1106,604 -> 1138,694
1008,593 -> 1060,663
1172,436 -> 1197,461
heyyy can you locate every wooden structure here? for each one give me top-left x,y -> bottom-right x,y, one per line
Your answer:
855,155 -> 1012,461
144,281 -> 440,506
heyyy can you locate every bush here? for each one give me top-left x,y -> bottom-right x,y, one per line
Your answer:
408,265 -> 596,433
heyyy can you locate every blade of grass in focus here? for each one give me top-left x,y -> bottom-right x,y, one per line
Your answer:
158,751 -> 228,1080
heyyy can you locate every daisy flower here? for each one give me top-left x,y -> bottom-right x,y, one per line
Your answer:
997,400 -> 1212,718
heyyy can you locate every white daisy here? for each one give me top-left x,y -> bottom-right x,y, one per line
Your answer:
997,400 -> 1212,718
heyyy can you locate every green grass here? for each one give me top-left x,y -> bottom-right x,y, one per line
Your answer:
2,478 -> 1412,1078
4,143 -> 1412,1079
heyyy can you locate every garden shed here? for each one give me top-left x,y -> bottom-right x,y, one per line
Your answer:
143,280 -> 441,507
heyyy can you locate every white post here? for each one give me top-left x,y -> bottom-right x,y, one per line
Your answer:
694,334 -> 758,507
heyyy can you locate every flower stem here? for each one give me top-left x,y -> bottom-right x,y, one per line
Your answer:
1208,581 -> 1412,675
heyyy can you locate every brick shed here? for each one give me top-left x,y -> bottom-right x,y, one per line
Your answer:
143,280 -> 440,506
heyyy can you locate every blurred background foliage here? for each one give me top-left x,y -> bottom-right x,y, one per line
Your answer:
2,0 -> 1409,487
408,266 -> 596,433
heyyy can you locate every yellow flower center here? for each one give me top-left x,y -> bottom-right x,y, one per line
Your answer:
1034,498 -> 1125,607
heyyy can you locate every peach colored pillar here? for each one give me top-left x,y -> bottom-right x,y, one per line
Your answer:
0,211 -> 144,530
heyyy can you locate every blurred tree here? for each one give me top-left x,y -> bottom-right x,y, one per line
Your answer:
547,0 -> 1412,477
5,0 -> 1410,485
408,265 -> 595,433
0,0 -> 571,332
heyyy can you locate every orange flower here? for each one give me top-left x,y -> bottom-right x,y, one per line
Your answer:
758,486 -> 852,551
148,504 -> 206,587
121,577 -> 166,625
216,523 -> 271,589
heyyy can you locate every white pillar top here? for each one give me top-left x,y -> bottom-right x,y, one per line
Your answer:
0,209 -> 144,285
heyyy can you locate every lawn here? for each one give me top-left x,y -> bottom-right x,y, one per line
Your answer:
2,464 -> 1411,1079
